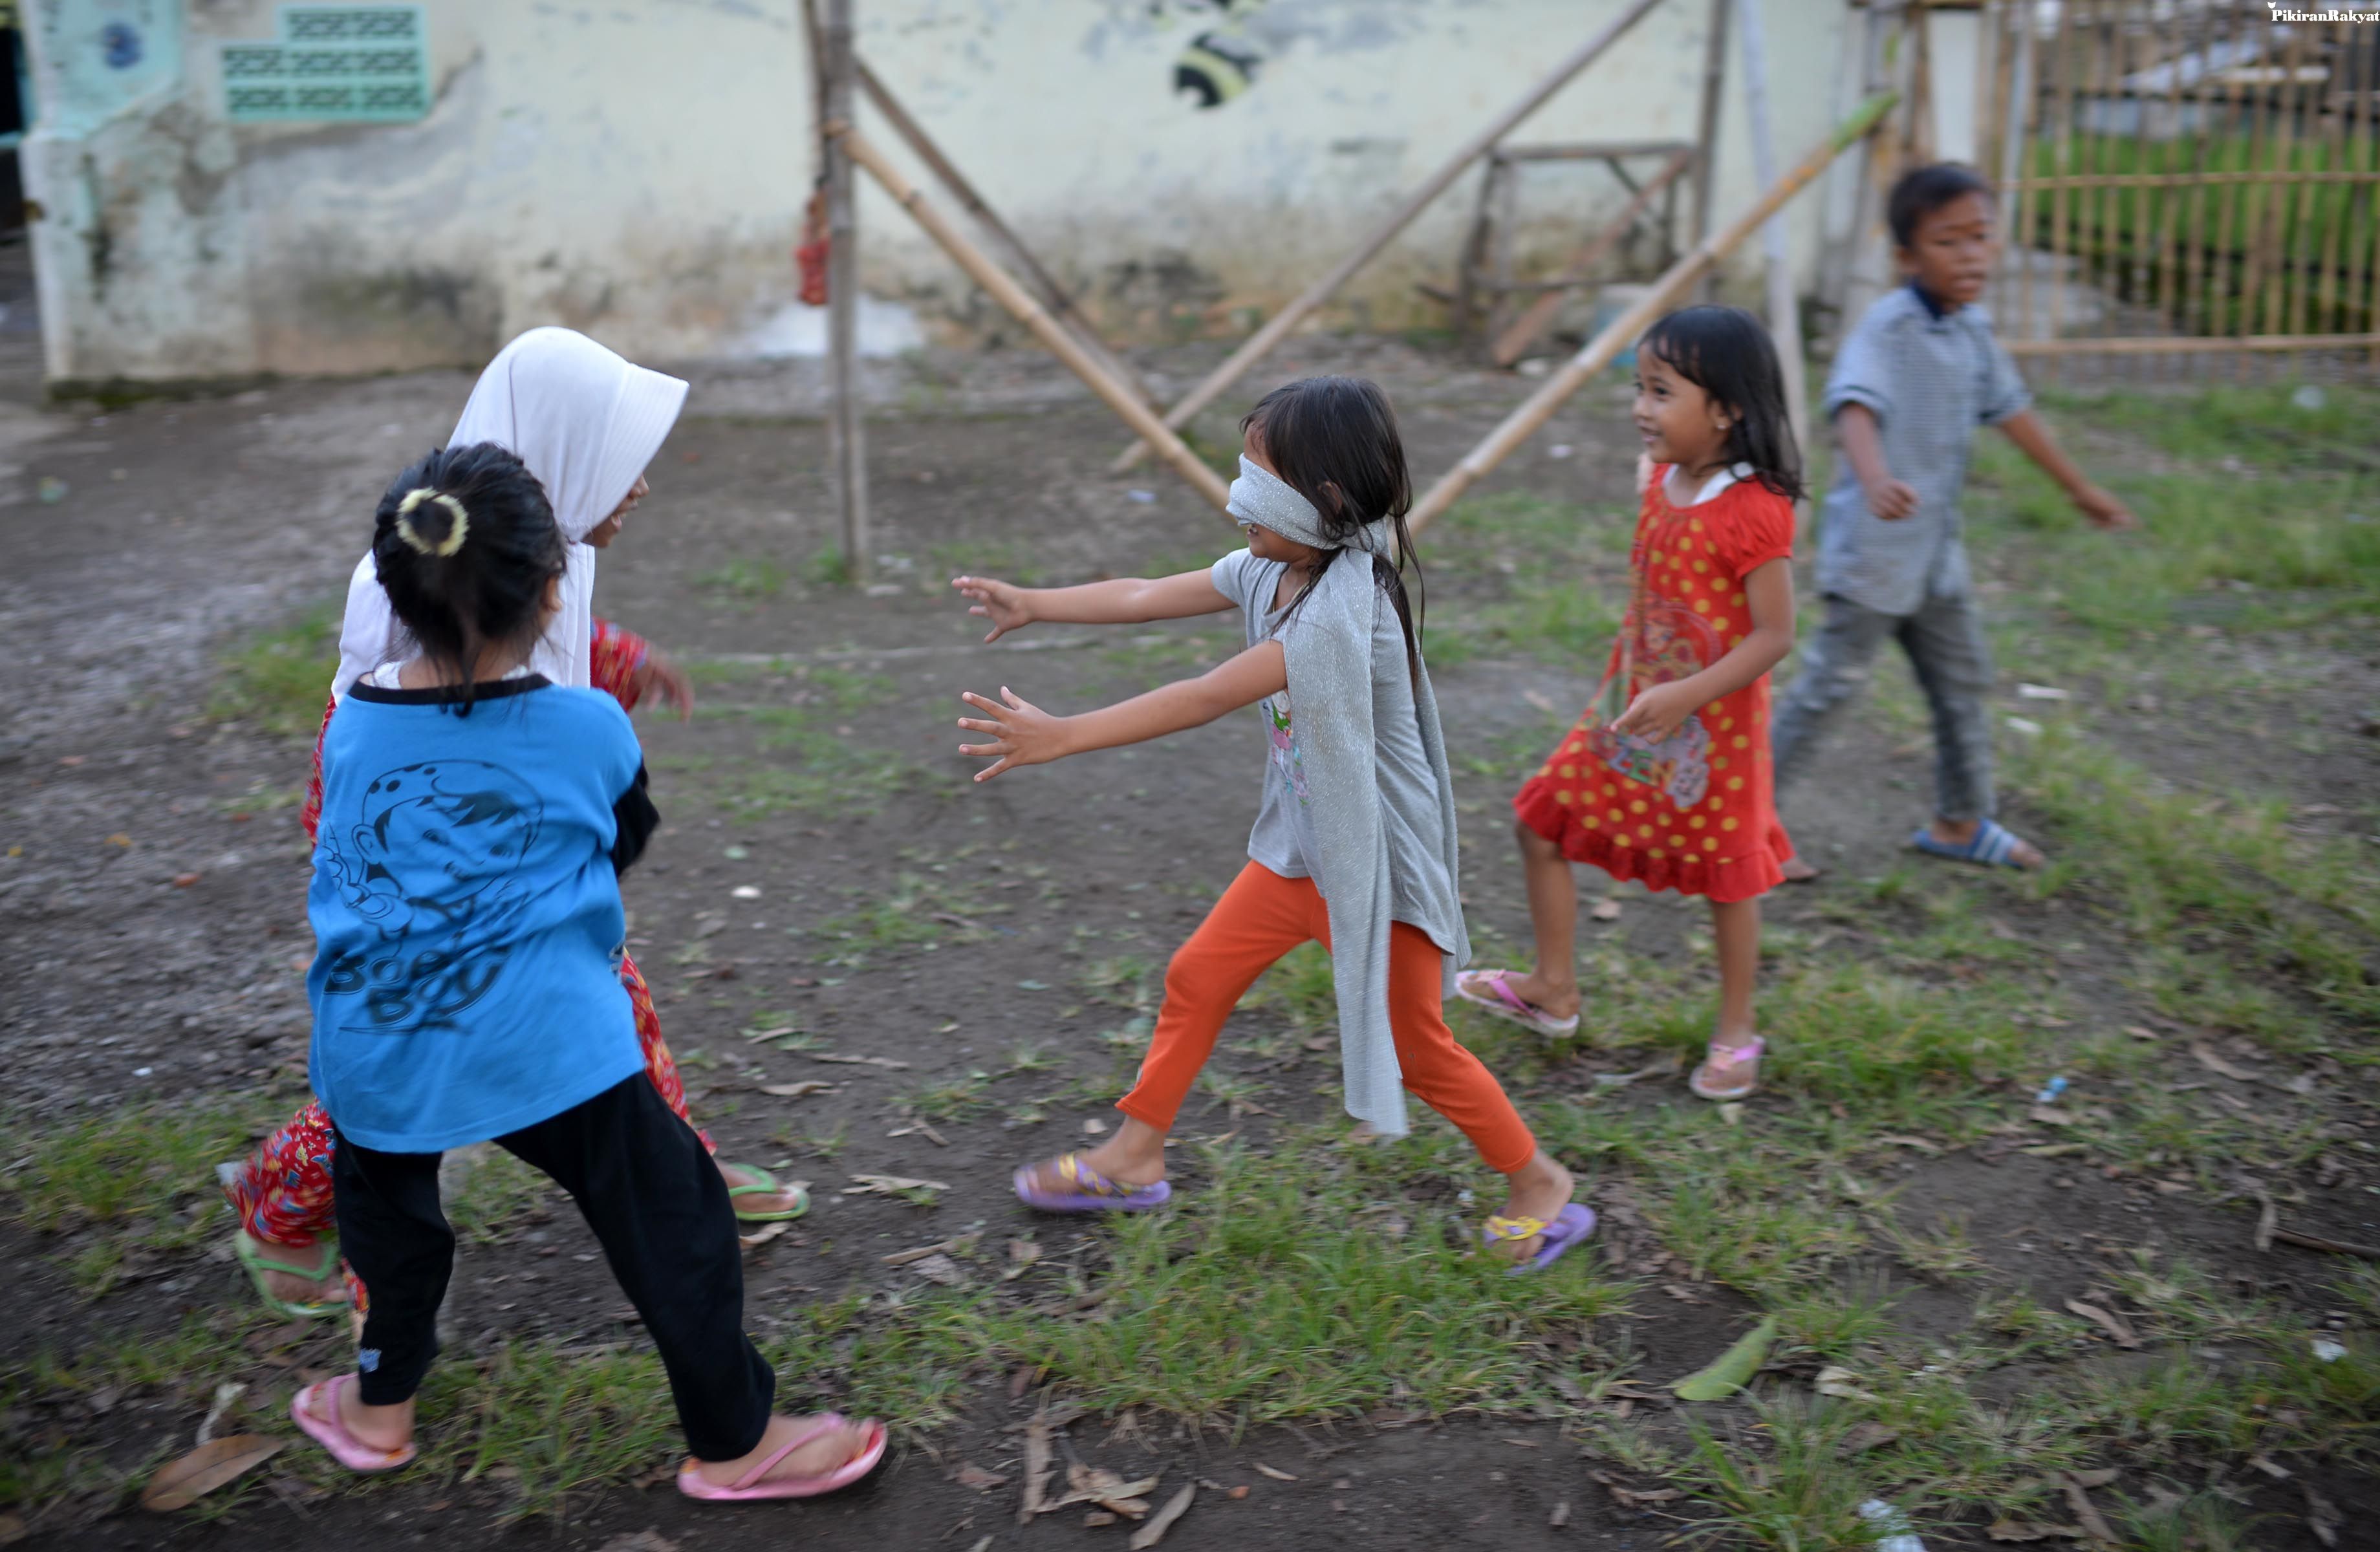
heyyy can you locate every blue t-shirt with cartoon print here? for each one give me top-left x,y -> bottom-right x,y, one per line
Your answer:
307,676 -> 655,1153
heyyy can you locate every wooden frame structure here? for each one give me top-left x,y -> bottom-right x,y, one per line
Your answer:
808,0 -> 1866,566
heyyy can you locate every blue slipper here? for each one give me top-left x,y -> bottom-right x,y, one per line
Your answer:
1910,817 -> 2034,870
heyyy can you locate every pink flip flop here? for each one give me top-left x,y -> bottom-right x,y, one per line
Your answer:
1453,969 -> 1581,1038
1689,1036 -> 1764,1101
676,1413 -> 887,1502
289,1374 -> 417,1473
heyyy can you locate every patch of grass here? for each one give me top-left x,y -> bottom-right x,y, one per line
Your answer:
207,607 -> 339,738
811,872 -> 998,965
1676,1394 -> 1876,1550
804,545 -> 855,588
3,1095 -> 285,1294
693,557 -> 788,601
447,1148 -> 552,1245
979,1132 -> 1632,1421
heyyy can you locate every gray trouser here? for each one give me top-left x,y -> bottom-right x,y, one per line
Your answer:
1770,590 -> 1996,825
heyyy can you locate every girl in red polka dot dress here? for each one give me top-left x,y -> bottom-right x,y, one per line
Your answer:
1458,307 -> 1801,1101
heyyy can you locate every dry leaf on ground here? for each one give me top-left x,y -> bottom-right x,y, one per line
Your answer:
1589,899 -> 1623,921
738,1221 -> 791,1250
2189,1042 -> 2257,1082
884,1231 -> 982,1266
809,1052 -> 912,1069
953,1463 -> 1008,1492
139,1435 -> 288,1513
1254,1462 -> 1297,1481
1986,1520 -> 2083,1542
759,1081 -> 834,1097
1017,1418 -> 1052,1524
1049,1464 -> 1161,1515
1129,1483 -> 1197,1550
911,1253 -> 965,1286
845,1174 -> 951,1195
2061,1474 -> 2119,1546
594,1534 -> 680,1552
2063,1300 -> 2141,1350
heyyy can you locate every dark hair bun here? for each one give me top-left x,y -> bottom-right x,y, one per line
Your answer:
371,442 -> 565,708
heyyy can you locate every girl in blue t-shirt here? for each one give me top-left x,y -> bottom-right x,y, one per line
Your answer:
292,443 -> 883,1503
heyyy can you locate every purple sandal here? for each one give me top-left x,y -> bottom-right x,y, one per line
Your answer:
1454,970 -> 1582,1038
1012,1153 -> 1173,1214
1481,1202 -> 1597,1275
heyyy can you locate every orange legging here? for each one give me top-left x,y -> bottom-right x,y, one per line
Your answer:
1120,862 -> 1538,1174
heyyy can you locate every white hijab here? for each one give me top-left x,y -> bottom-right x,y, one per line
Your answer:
332,327 -> 690,699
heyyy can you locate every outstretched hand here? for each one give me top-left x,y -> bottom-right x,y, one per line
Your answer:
951,575 -> 1035,643
957,687 -> 1068,782
633,650 -> 697,722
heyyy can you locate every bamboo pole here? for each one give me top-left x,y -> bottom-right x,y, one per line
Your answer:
1733,0 -> 1810,467
2044,0 -> 2075,379
1108,0 -> 1671,472
1490,147 -> 1695,367
1689,0 -> 1732,273
821,0 -> 869,577
2312,18 -> 2353,335
1409,90 -> 1900,535
848,50 -> 1157,408
827,124 -> 1231,513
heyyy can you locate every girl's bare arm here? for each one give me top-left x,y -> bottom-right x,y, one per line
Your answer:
951,569 -> 1235,642
956,640 -> 1287,782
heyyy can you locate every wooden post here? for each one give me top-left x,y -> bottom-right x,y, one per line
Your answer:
1733,0 -> 1809,468
821,0 -> 869,579
1409,91 -> 1899,535
1490,147 -> 1695,366
1689,0 -> 1731,259
830,124 -> 1232,513
1110,0 -> 1671,471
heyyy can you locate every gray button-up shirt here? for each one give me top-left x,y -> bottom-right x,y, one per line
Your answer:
1817,285 -> 2031,616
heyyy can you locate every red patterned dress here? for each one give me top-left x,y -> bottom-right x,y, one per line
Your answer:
226,620 -> 705,1258
1512,468 -> 1795,905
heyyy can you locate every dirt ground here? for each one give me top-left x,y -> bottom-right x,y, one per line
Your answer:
5,241 -> 2377,1552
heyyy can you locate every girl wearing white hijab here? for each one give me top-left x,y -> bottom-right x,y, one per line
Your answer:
224,330 -> 805,1318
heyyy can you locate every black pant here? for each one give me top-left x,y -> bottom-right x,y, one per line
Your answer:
331,1074 -> 775,1461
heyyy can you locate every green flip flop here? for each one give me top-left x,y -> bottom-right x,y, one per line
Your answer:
233,1233 -> 347,1320
722,1163 -> 810,1223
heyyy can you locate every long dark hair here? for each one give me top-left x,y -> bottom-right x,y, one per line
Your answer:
1637,305 -> 1805,502
371,441 -> 566,713
1239,375 -> 1426,687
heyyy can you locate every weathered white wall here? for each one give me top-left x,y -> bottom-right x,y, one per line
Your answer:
20,0 -> 1862,385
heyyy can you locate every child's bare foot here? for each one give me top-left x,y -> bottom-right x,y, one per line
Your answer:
693,1413 -> 880,1490
1779,854 -> 1821,883
299,1374 -> 414,1453
1486,1150 -> 1576,1262
238,1231 -> 347,1308
715,1161 -> 805,1216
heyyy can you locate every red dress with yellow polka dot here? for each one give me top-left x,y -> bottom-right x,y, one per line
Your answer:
1512,466 -> 1795,905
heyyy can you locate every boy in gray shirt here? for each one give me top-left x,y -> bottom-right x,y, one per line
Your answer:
1771,163 -> 2136,876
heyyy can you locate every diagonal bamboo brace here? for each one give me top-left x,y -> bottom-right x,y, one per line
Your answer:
828,123 -> 1231,513
1109,0 -> 1671,473
1407,90 -> 1901,535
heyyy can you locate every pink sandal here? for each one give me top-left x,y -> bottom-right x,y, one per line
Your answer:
1689,1036 -> 1764,1101
1453,969 -> 1581,1038
289,1374 -> 417,1473
676,1413 -> 887,1502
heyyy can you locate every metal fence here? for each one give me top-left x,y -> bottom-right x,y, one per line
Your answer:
1976,0 -> 2380,376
